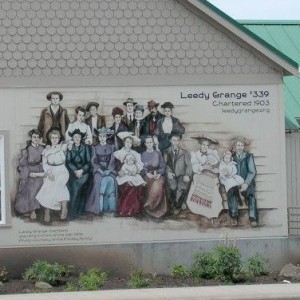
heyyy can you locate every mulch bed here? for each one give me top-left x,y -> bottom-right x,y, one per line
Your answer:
0,272 -> 294,295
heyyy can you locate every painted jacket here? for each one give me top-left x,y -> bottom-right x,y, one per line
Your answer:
165,147 -> 192,178
38,105 -> 70,143
66,143 -> 91,175
232,151 -> 256,193
143,111 -> 164,136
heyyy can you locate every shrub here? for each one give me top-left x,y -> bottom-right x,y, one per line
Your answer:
78,268 -> 108,291
171,264 -> 188,278
212,244 -> 242,282
64,283 -> 78,292
190,244 -> 242,282
23,260 -> 73,285
127,270 -> 152,288
244,253 -> 269,278
189,252 -> 215,279
0,267 -> 8,282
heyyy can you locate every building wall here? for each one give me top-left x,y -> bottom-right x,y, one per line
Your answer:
0,0 -> 278,88
0,82 -> 287,245
0,0 -> 292,272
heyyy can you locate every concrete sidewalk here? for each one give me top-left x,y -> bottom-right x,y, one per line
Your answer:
0,284 -> 300,300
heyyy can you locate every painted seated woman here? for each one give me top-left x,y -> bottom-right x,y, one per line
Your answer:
141,136 -> 167,218
187,135 -> 222,219
66,129 -> 92,219
85,127 -> 117,215
36,129 -> 70,223
15,129 -> 45,220
113,132 -> 144,217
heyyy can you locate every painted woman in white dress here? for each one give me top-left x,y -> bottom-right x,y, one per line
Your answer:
65,106 -> 93,145
36,129 -> 70,222
187,135 -> 223,219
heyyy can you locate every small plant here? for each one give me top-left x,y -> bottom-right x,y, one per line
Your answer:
244,253 -> 269,278
212,244 -> 242,282
190,251 -> 215,279
171,264 -> 188,278
0,267 -> 9,282
24,260 -> 73,285
78,267 -> 108,291
64,282 -> 78,292
127,270 -> 152,288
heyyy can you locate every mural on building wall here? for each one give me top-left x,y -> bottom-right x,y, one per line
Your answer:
13,90 -> 262,229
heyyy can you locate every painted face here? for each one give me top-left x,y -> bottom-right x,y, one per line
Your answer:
50,94 -> 60,106
124,137 -> 133,149
98,134 -> 107,144
31,133 -> 40,146
145,137 -> 154,150
114,114 -> 121,124
76,111 -> 85,123
73,133 -> 82,145
135,110 -> 143,119
223,152 -> 232,163
89,106 -> 97,117
235,141 -> 245,155
50,133 -> 60,146
200,140 -> 210,153
126,103 -> 134,113
164,108 -> 172,117
149,106 -> 158,115
171,136 -> 180,149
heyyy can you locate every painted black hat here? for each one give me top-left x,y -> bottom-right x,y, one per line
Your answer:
46,91 -> 63,101
161,102 -> 174,109
86,102 -> 99,112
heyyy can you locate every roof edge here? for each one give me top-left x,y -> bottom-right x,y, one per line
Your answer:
186,0 -> 299,75
239,20 -> 300,25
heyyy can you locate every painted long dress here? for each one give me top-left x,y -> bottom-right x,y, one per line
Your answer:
15,144 -> 44,214
66,143 -> 91,218
114,148 -> 144,217
187,149 -> 222,218
36,144 -> 70,210
85,143 -> 117,214
141,150 -> 167,218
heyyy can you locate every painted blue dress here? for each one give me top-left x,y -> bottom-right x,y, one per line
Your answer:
85,143 -> 117,214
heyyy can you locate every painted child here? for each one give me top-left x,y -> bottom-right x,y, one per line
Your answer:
116,153 -> 146,186
219,150 -> 244,193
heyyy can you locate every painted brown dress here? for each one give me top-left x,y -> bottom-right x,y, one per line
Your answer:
141,150 -> 167,218
15,144 -> 44,214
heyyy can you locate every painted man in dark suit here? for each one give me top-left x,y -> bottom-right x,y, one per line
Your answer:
165,134 -> 192,214
143,100 -> 164,137
38,91 -> 70,143
121,97 -> 136,127
228,137 -> 258,227
85,102 -> 106,145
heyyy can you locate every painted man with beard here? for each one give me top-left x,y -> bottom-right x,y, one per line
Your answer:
144,100 -> 164,137
228,137 -> 258,227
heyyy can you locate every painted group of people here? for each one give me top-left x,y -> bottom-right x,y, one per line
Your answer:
14,91 -> 258,227
14,92 -> 183,222
188,136 -> 258,227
